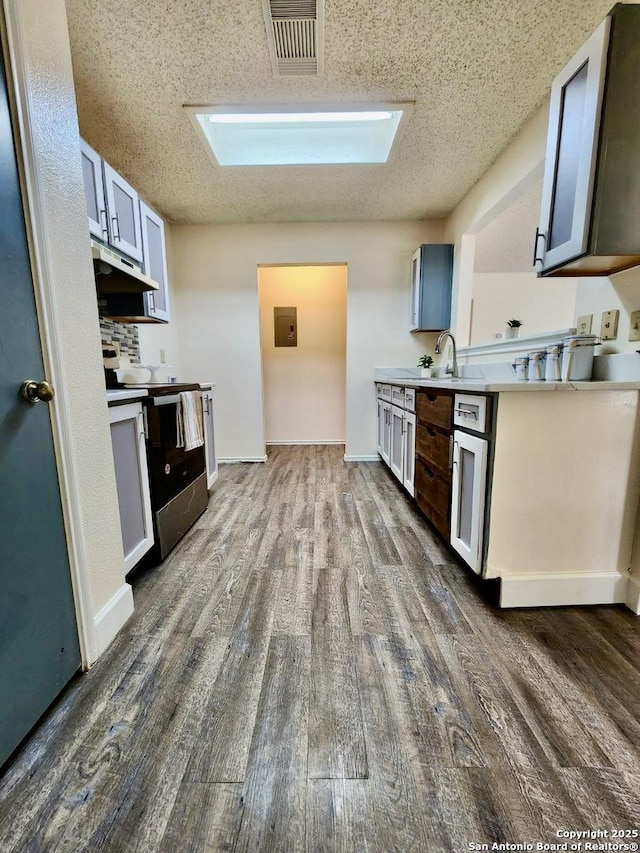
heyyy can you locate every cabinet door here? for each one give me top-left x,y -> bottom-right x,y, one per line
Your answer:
411,244 -> 453,332
380,401 -> 392,466
402,410 -> 416,497
103,161 -> 143,263
410,247 -> 421,330
140,200 -> 170,323
537,18 -> 610,272
450,430 -> 488,574
202,391 -> 218,489
109,402 -> 154,571
80,139 -> 107,241
390,404 -> 405,482
377,398 -> 386,458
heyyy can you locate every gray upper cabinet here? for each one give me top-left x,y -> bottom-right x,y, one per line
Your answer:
103,161 -> 143,264
536,5 -> 640,277
140,200 -> 170,323
410,243 -> 453,332
80,139 -> 107,242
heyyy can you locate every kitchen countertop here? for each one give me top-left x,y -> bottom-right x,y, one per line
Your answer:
374,376 -> 640,393
106,388 -> 149,404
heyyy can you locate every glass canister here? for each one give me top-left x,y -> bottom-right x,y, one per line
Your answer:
528,350 -> 546,381
545,343 -> 563,381
512,355 -> 529,381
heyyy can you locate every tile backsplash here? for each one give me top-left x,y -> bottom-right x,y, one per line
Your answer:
99,316 -> 140,362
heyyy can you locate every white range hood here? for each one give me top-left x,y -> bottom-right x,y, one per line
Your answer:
91,241 -> 158,293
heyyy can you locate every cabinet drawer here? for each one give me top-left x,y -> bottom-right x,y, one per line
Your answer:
415,457 -> 450,516
416,424 -> 451,476
391,385 -> 406,407
416,489 -> 450,540
416,391 -> 453,430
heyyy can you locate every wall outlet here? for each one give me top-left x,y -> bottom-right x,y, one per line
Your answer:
160,348 -> 166,363
629,311 -> 640,342
576,314 -> 593,335
600,309 -> 619,341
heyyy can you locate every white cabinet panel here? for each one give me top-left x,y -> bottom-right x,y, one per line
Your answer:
202,389 -> 218,489
80,139 -> 107,242
140,200 -> 170,323
450,430 -> 488,574
109,402 -> 154,571
402,410 -> 416,497
390,404 -> 405,482
103,161 -> 143,263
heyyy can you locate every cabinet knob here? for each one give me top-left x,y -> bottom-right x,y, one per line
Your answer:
20,379 -> 55,404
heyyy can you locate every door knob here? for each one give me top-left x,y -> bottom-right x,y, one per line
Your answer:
20,379 -> 55,404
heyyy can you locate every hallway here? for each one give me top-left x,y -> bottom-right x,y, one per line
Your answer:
1,446 -> 640,851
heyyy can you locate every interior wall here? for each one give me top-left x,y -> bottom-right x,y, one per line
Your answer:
258,265 -> 347,444
574,268 -> 640,354
5,0 -> 128,623
171,220 -> 443,461
471,273 -> 577,345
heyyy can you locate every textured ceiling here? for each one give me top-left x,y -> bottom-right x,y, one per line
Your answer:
65,0 -> 618,225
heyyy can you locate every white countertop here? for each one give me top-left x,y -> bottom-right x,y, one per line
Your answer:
375,375 -> 640,393
106,388 -> 149,404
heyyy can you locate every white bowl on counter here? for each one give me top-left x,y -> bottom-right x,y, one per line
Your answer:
115,365 -> 152,384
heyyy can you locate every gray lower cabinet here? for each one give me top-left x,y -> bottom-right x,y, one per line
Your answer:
109,401 -> 154,571
202,388 -> 218,489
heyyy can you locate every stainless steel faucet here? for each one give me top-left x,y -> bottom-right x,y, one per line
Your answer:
435,330 -> 458,379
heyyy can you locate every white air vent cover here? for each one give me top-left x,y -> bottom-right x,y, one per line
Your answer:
262,0 -> 324,76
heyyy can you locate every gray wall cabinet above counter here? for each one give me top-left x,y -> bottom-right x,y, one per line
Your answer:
80,139 -> 171,322
535,4 -> 640,277
410,243 -> 453,332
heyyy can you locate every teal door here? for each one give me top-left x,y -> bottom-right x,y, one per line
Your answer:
0,43 -> 81,766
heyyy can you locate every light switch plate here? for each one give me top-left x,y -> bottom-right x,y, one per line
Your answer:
576,314 -> 593,335
600,309 -> 619,341
629,311 -> 640,342
160,348 -> 166,363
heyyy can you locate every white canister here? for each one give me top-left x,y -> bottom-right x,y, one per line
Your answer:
512,356 -> 529,381
561,335 -> 599,381
545,343 -> 563,381
528,351 -> 546,381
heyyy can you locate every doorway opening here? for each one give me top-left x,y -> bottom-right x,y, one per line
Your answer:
258,264 -> 347,448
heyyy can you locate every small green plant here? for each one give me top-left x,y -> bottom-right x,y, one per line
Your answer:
506,319 -> 522,328
417,354 -> 434,368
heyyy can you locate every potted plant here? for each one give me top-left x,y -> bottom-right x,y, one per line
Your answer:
418,354 -> 434,378
505,319 -> 522,339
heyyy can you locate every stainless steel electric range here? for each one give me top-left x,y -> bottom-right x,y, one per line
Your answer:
130,383 -> 208,560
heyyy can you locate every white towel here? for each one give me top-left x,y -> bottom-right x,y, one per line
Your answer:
176,391 -> 204,451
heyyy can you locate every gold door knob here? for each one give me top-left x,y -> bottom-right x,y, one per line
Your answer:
20,379 -> 55,404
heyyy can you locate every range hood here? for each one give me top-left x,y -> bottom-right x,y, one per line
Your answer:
91,241 -> 158,294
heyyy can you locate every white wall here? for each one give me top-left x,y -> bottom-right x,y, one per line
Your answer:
258,265 -> 347,444
171,220 -> 443,461
471,272 -> 577,345
574,267 -> 640,354
5,0 -> 131,658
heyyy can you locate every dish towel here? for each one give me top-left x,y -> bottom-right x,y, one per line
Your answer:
176,391 -> 204,451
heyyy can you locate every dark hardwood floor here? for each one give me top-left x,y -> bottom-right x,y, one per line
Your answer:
2,445 -> 640,851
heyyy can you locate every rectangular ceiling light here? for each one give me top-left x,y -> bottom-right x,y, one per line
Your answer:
184,103 -> 412,166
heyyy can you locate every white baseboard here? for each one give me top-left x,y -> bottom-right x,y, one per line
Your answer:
499,571 -> 628,608
344,454 -> 380,462
218,456 -> 267,463
93,583 -> 134,662
626,576 -> 640,615
266,440 -> 345,446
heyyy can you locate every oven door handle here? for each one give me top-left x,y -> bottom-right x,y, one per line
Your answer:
150,394 -> 182,406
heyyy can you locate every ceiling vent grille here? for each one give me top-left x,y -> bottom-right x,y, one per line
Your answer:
262,0 -> 324,76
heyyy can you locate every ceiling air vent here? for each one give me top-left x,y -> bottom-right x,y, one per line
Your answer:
262,0 -> 324,76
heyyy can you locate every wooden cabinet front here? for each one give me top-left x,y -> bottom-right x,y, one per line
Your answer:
416,390 -> 452,430
416,423 -> 450,477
